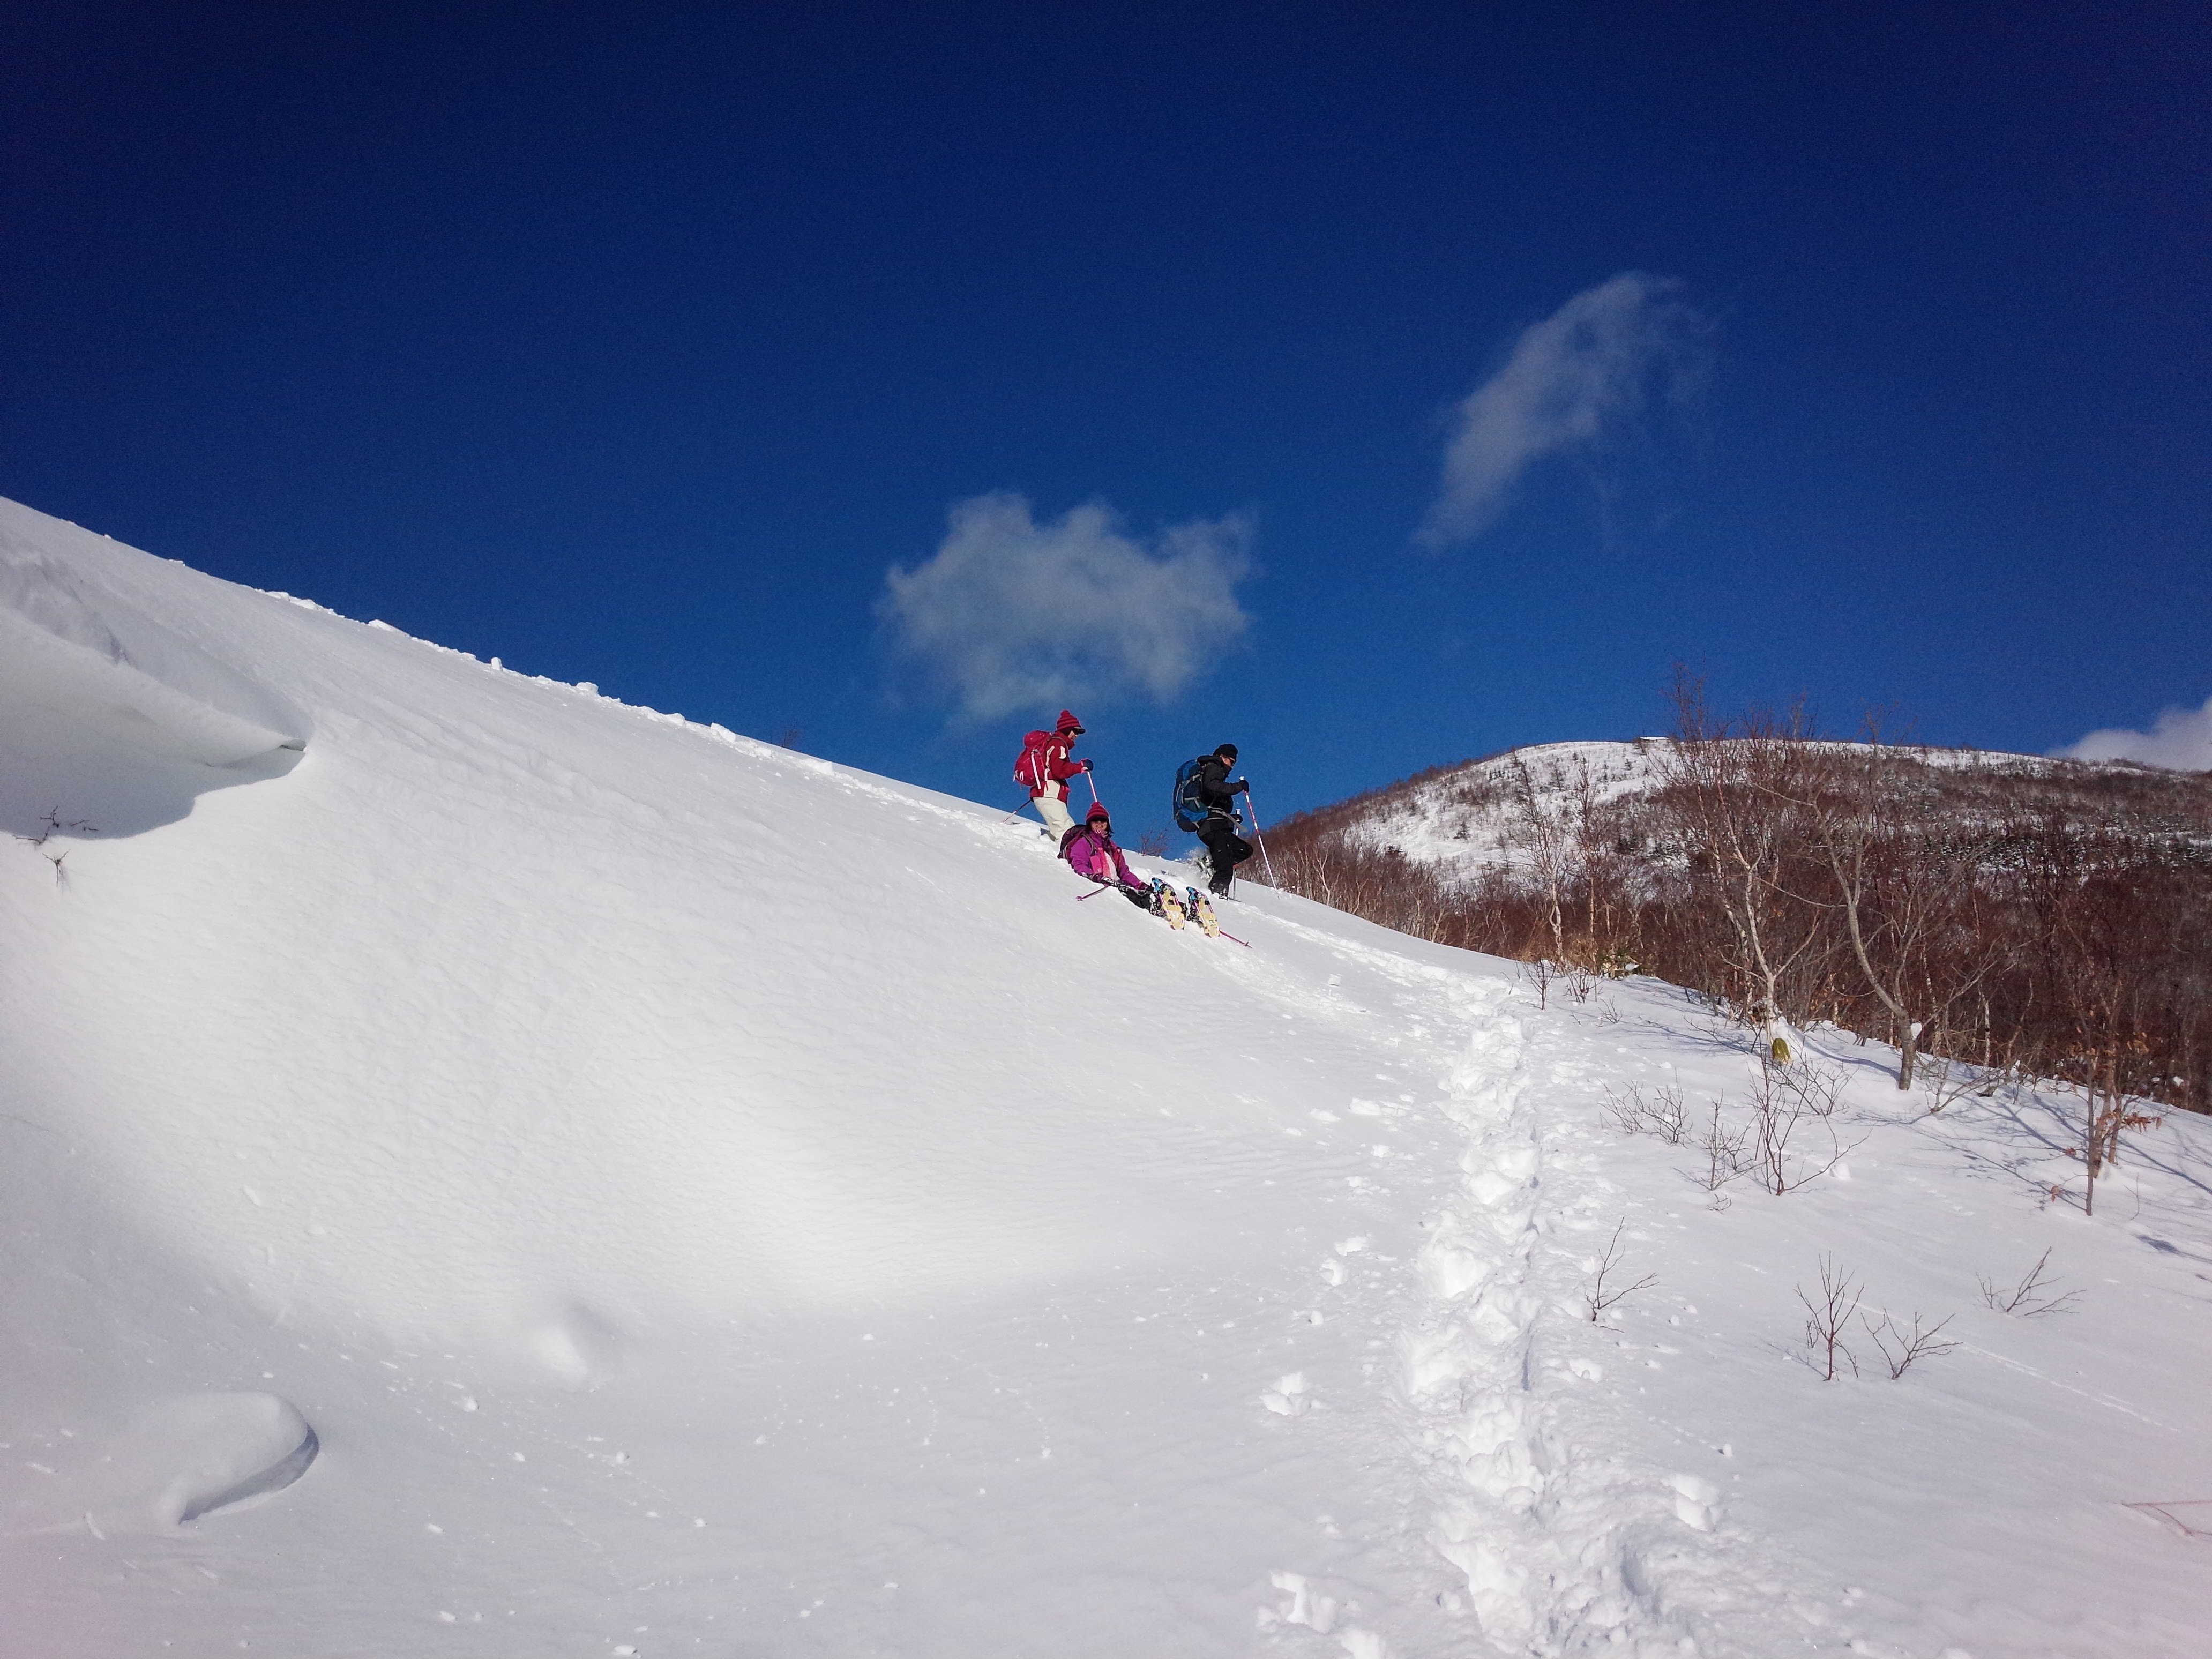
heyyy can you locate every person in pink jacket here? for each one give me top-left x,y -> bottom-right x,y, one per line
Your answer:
1059,802 -> 1153,910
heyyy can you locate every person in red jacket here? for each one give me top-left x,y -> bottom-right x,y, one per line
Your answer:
1018,709 -> 1092,842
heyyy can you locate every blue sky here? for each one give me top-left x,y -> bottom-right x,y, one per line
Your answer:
4,2 -> 2208,822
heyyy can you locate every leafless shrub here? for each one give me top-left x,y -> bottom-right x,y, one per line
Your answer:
1744,1059 -> 1860,1194
1978,1249 -> 2079,1318
1136,826 -> 1171,857
1584,1220 -> 1658,1322
1523,956 -> 1555,1011
1694,1101 -> 1748,1202
1562,961 -> 1597,1004
16,808 -> 96,888
1601,1080 -> 1690,1145
1798,1254 -> 1863,1380
1780,1058 -> 1846,1119
1863,1309 -> 1960,1378
1918,1053 -> 1986,1115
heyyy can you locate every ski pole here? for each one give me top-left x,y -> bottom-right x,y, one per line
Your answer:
1242,783 -> 1279,884
1082,766 -> 1100,808
1216,928 -> 1251,947
1075,883 -> 1115,901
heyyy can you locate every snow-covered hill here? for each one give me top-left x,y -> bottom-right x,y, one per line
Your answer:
1318,738 -> 2188,888
5,497 -> 2212,1657
1335,741 -> 1669,883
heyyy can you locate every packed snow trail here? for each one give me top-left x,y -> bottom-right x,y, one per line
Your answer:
4,495 -> 2212,1656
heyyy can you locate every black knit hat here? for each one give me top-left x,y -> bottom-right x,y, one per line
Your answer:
1214,743 -> 1238,760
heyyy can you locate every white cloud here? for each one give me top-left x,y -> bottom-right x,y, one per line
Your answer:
2057,694 -> 2212,772
880,492 -> 1253,721
1417,271 -> 1709,548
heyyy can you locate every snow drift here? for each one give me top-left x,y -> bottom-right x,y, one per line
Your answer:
5,495 -> 2212,1658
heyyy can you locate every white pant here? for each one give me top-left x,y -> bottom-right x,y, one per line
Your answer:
1032,794 -> 1074,842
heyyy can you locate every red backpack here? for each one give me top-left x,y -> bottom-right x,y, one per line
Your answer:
1013,729 -> 1056,791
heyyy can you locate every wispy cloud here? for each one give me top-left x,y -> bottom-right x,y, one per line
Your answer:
1416,271 -> 1709,548
880,492 -> 1253,722
2056,694 -> 2212,772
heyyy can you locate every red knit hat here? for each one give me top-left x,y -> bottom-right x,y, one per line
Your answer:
1056,709 -> 1085,734
1085,801 -> 1111,824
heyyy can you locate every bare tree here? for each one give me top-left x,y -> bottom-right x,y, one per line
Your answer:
2032,827 -> 2170,1216
1797,1254 -> 1863,1381
1656,672 -> 1826,1058
1584,1220 -> 1658,1322
1504,752 -> 1577,966
1796,727 -> 1993,1089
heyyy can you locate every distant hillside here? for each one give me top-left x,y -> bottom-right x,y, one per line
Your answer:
1262,737 -> 2212,1116
1282,738 -> 2209,884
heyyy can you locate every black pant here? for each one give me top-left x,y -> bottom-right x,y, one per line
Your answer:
1198,818 -> 1252,893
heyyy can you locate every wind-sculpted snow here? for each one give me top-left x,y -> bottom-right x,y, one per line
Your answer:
0,514 -> 308,765
3,494 -> 2211,1656
0,502 -> 309,838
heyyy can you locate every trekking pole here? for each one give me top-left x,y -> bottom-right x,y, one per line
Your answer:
1082,767 -> 1100,808
1075,883 -> 1115,901
1001,793 -> 1039,826
1242,784 -> 1279,884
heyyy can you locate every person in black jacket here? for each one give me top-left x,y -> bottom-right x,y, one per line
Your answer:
1193,743 -> 1253,895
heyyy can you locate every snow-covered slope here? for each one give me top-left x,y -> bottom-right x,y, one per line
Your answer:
5,496 -> 2212,1657
1325,739 -> 2178,890
1339,741 -> 1667,882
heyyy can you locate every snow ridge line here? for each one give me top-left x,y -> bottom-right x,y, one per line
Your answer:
1403,989 -> 1560,1649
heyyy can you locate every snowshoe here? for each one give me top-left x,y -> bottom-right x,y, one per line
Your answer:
1152,878 -> 1187,930
1185,887 -> 1220,938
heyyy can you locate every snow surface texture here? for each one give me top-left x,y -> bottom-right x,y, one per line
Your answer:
3,494 -> 2210,1655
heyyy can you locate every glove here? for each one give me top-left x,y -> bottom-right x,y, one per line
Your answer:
1235,777 -> 1250,793
1081,759 -> 1094,772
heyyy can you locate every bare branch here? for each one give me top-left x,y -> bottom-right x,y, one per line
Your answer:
1864,1309 -> 1960,1379
1977,1249 -> 2080,1318
1585,1220 -> 1658,1323
1600,1080 -> 1690,1145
